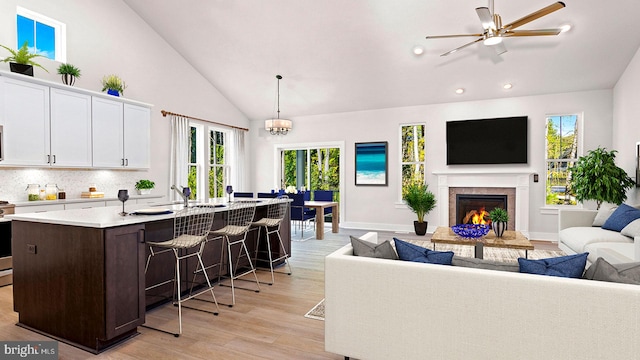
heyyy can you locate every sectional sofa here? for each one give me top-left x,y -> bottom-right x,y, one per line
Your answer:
324,232 -> 640,360
559,206 -> 640,264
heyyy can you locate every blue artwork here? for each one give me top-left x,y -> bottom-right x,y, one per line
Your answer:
355,142 -> 388,186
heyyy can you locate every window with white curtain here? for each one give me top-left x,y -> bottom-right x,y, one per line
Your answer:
187,123 -> 230,200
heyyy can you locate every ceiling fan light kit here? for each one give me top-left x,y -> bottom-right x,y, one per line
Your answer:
426,1 -> 566,57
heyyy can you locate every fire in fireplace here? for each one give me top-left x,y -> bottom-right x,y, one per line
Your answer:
455,194 -> 507,226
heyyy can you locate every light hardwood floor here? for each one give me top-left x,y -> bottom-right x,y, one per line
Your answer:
0,227 -> 558,359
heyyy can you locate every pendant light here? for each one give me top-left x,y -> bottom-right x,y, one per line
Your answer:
265,75 -> 292,135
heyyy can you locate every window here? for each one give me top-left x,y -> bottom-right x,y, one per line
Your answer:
16,7 -> 66,62
401,124 -> 426,197
546,114 -> 580,205
187,124 -> 229,201
282,147 -> 340,191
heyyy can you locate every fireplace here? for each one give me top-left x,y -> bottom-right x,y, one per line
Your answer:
455,194 -> 507,225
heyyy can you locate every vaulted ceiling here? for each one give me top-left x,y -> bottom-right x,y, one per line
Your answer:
123,0 -> 640,121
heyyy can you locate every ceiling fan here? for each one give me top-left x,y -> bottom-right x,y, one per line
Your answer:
426,1 -> 566,56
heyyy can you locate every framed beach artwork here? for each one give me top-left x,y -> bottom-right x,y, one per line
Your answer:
355,142 -> 388,186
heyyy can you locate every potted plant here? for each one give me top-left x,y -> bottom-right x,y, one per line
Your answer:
0,41 -> 48,76
403,182 -> 436,236
101,74 -> 126,96
57,63 -> 81,86
569,147 -> 635,210
135,179 -> 155,195
488,207 -> 509,237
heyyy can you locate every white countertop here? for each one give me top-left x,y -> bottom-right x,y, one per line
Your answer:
5,198 -> 283,228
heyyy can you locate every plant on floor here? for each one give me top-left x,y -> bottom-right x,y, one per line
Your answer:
0,41 -> 49,73
569,147 -> 635,210
101,74 -> 127,95
403,182 -> 436,236
135,179 -> 155,190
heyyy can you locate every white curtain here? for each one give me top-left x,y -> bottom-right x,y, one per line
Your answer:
230,128 -> 246,191
169,115 -> 190,201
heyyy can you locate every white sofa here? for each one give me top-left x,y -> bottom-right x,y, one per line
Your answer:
558,208 -> 640,263
325,232 -> 640,360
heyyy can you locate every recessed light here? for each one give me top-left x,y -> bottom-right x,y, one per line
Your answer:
560,24 -> 572,33
413,45 -> 424,55
503,83 -> 513,90
455,88 -> 465,94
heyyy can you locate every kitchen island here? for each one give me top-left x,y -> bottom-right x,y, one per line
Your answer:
7,201 -> 290,353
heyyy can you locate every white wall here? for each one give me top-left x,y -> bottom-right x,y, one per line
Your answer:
613,46 -> 640,205
250,89 -> 613,240
0,0 -> 248,202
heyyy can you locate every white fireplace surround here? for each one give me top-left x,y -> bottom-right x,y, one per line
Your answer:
433,171 -> 533,236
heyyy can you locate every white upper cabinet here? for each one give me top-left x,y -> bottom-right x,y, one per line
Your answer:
0,71 -> 152,169
50,88 -> 92,167
92,97 -> 124,168
0,76 -> 50,166
123,104 -> 151,168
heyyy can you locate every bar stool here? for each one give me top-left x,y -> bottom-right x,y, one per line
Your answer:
210,200 -> 260,306
251,197 -> 292,285
143,205 -> 219,337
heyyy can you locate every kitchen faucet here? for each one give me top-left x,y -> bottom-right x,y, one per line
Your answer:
171,185 -> 191,208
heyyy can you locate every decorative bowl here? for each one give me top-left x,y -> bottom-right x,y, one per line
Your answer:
451,224 -> 490,239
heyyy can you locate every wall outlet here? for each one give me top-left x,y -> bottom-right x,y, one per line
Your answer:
27,244 -> 36,254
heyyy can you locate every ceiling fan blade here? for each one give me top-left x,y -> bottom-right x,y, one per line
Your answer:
503,2 -> 566,31
440,38 -> 483,57
426,33 -> 483,39
493,41 -> 507,55
475,7 -> 495,29
503,29 -> 562,37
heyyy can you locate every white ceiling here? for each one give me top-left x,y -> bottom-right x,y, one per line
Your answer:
123,0 -> 640,121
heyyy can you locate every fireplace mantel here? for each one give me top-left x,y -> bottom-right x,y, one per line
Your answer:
432,170 -> 534,234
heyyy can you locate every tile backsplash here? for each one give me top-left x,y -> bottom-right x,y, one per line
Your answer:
0,168 -> 162,202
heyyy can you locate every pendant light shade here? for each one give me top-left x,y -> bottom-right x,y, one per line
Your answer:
265,75 -> 292,135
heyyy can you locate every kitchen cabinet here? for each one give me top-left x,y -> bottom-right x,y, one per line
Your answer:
0,76 -> 50,166
14,204 -> 65,214
92,98 -> 150,169
50,88 -> 92,167
0,71 -> 151,169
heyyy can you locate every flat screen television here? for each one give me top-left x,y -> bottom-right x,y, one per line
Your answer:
446,116 -> 528,165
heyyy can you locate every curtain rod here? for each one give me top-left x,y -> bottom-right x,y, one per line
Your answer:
161,110 -> 249,132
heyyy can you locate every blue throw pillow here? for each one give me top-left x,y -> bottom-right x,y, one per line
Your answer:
518,253 -> 588,278
393,238 -> 454,265
601,203 -> 640,232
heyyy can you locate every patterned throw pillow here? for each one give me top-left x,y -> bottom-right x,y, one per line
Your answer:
518,253 -> 588,278
393,238 -> 454,265
350,236 -> 398,260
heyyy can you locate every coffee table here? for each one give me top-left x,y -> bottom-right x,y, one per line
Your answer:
431,226 -> 534,259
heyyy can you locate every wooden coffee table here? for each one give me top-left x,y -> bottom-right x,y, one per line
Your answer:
431,226 -> 534,259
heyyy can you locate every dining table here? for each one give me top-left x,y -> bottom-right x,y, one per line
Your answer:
303,200 -> 339,240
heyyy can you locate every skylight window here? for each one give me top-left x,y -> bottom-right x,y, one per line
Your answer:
16,6 -> 66,62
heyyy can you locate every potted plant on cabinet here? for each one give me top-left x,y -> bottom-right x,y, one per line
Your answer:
569,147 -> 635,210
0,41 -> 49,76
101,74 -> 126,96
57,63 -> 81,86
135,179 -> 155,195
488,207 -> 509,237
403,182 -> 436,236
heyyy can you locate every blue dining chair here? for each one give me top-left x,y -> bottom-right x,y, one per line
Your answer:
313,190 -> 334,217
234,192 -> 254,198
257,192 -> 278,198
289,192 -> 315,237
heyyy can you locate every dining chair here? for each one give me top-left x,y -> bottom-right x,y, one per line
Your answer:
143,205 -> 219,337
313,190 -> 334,218
257,192 -> 278,198
234,192 -> 254,198
289,192 -> 315,237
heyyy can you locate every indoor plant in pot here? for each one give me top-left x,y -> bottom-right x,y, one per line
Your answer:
403,182 -> 436,236
135,179 -> 155,195
488,207 -> 509,237
101,74 -> 126,96
0,41 -> 48,76
57,63 -> 81,86
569,147 -> 635,210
